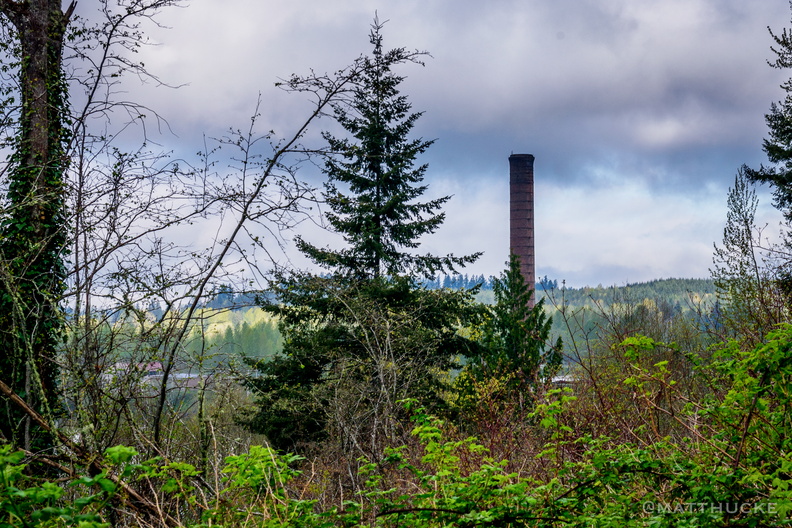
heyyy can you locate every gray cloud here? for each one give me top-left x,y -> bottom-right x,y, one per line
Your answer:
70,0 -> 792,286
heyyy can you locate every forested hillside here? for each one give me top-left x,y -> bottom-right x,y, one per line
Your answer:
538,277 -> 715,306
205,277 -> 716,364
181,309 -> 283,367
472,276 -> 714,305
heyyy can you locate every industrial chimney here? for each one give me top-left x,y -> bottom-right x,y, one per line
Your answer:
509,154 -> 535,307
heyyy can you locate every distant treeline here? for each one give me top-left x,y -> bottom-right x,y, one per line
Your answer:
539,277 -> 716,307
421,275 -> 712,301
201,276 -> 713,308
421,274 -> 559,291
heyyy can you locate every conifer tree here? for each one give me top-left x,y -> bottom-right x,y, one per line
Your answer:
246,21 -> 482,455
475,253 -> 562,391
297,18 -> 479,279
745,13 -> 792,220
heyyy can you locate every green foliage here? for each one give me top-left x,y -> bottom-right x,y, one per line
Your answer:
0,444 -> 141,528
202,446 -> 326,527
9,319 -> 792,527
358,330 -> 792,527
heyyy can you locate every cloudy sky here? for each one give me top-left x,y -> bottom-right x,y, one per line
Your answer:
78,0 -> 792,287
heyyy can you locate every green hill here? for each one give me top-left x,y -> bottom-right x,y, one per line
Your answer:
198,278 -> 715,367
538,277 -> 716,309
475,277 -> 715,308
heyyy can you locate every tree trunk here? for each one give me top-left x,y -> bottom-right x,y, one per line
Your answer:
0,0 -> 75,450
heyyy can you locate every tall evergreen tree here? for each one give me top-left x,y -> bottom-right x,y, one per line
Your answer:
452,254 -> 561,430
744,12 -> 792,220
297,18 -> 479,279
245,21 -> 482,456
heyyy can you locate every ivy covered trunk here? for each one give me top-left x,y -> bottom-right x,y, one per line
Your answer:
0,0 -> 74,450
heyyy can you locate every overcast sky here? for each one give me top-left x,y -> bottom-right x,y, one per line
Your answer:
78,0 -> 792,287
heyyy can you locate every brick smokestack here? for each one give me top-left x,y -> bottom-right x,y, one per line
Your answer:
509,154 -> 535,307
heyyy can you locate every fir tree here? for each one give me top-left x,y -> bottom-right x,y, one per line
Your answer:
297,18 -> 479,279
475,253 -> 562,391
245,21 -> 483,455
745,14 -> 792,220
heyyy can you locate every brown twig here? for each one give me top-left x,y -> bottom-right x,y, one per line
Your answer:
0,378 -> 180,527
